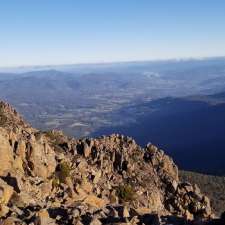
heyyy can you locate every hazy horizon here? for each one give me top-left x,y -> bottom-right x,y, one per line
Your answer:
1,55 -> 225,70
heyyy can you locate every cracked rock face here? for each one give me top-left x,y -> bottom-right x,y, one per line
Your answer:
0,101 -> 215,225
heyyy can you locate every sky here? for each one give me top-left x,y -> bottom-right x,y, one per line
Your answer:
0,0 -> 225,67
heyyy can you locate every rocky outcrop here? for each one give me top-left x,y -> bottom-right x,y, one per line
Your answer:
26,136 -> 56,179
0,101 -> 216,224
0,129 -> 14,176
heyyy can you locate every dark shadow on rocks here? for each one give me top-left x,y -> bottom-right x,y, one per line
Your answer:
1,174 -> 20,193
48,207 -> 69,220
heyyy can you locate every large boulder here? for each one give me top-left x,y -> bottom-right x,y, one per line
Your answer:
0,129 -> 14,176
26,138 -> 56,179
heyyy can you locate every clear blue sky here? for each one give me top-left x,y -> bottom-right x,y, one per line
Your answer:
0,0 -> 225,67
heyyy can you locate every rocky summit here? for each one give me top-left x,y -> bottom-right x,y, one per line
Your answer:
0,101 -> 223,225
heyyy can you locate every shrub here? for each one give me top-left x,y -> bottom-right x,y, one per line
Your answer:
52,177 -> 60,188
58,161 -> 71,183
116,184 -> 136,202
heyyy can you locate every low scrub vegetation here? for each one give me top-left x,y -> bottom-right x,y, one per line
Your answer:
53,161 -> 72,186
58,161 -> 71,183
116,184 -> 136,202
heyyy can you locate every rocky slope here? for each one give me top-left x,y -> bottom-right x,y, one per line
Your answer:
180,171 -> 225,217
0,101 -> 223,225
